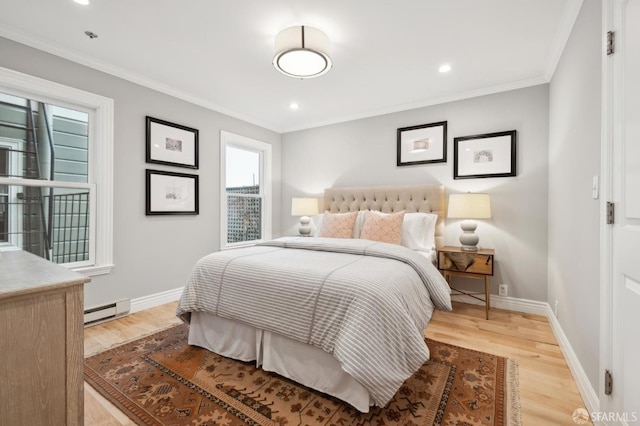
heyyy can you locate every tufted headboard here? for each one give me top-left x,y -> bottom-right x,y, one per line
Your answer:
323,184 -> 446,249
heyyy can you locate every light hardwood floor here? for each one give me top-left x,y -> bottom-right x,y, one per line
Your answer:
84,301 -> 591,425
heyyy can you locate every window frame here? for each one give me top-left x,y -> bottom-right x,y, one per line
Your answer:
0,66 -> 114,276
220,130 -> 272,250
0,138 -> 24,248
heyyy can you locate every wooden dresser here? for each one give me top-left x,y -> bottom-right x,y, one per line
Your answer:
0,250 -> 90,425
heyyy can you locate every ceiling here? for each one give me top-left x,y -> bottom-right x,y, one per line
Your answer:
0,0 -> 581,133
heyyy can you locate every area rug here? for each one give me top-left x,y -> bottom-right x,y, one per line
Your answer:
85,323 -> 521,426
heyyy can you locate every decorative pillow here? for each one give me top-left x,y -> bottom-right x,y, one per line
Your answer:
317,211 -> 359,239
360,210 -> 405,244
360,211 -> 438,250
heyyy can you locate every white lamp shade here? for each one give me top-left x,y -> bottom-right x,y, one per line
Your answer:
447,193 -> 492,219
291,197 -> 319,216
273,26 -> 332,78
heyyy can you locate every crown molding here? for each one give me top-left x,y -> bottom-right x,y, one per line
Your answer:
0,26 -> 284,133
281,75 -> 548,133
543,0 -> 585,81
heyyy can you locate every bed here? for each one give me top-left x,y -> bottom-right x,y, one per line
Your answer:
176,184 -> 452,413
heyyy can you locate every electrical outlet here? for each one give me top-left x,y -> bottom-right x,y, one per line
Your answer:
554,300 -> 559,317
498,284 -> 507,297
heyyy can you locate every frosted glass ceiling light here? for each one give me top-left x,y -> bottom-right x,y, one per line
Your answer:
273,26 -> 332,79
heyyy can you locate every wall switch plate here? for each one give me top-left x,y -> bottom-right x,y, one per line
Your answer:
592,175 -> 599,199
554,300 -> 559,317
498,284 -> 507,297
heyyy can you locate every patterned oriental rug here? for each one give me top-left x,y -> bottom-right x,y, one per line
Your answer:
85,324 -> 521,426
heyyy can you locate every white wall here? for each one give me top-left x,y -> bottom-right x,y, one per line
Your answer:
548,0 -> 601,390
282,85 -> 550,302
0,37 -> 283,308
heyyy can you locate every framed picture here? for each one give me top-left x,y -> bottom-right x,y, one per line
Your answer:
146,116 -> 199,169
453,130 -> 516,179
397,121 -> 447,166
146,169 -> 199,215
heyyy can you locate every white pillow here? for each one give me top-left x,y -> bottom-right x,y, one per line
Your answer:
312,214 -> 323,236
402,212 -> 437,251
363,211 -> 437,251
353,210 -> 367,238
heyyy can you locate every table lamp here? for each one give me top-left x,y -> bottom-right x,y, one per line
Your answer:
291,197 -> 319,236
447,193 -> 491,251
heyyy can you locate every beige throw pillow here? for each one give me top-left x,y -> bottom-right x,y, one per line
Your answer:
359,210 -> 405,245
317,211 -> 359,239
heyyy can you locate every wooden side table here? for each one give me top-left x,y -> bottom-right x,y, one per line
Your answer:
437,246 -> 495,319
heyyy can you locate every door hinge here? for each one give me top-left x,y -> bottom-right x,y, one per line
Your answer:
607,31 -> 615,55
606,202 -> 615,224
605,369 -> 613,395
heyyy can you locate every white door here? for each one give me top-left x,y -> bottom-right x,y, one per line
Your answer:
606,0 -> 640,420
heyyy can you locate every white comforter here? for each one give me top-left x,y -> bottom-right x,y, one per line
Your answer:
177,237 -> 452,407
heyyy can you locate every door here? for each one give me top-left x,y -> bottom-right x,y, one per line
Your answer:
606,0 -> 640,419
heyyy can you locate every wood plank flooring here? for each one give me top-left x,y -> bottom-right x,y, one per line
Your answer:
83,301 -> 591,425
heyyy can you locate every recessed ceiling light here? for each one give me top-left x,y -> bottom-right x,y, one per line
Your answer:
289,102 -> 299,110
439,64 -> 452,73
74,0 -> 90,5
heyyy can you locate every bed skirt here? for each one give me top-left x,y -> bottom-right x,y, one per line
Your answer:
188,311 -> 373,412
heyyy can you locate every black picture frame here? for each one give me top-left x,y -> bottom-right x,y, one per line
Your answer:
146,116 -> 199,169
397,121 -> 447,166
453,130 -> 517,179
146,169 -> 199,215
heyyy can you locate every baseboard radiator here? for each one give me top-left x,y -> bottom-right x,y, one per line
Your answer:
84,299 -> 130,326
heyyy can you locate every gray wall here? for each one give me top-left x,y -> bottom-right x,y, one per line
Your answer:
0,36 -> 282,308
282,85 -> 550,302
548,0 -> 601,391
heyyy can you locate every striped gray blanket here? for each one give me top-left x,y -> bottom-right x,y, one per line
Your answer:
177,237 -> 452,407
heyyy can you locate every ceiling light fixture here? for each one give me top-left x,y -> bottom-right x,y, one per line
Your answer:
74,0 -> 90,5
289,102 -> 299,110
273,26 -> 332,79
439,64 -> 452,73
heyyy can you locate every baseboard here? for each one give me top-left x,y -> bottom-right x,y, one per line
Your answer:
450,293 -> 548,316
545,304 -> 601,415
130,286 -> 184,313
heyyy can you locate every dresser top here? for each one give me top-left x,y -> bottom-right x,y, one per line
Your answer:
0,250 -> 89,300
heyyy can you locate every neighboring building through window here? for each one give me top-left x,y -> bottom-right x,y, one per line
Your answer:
220,131 -> 271,249
0,67 -> 113,275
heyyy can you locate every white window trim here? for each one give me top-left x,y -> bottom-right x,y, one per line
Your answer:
0,66 -> 114,276
220,130 -> 272,250
0,138 -> 23,249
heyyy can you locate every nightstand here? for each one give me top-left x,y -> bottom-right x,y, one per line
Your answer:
437,246 -> 495,319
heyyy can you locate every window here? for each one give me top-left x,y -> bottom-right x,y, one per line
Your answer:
220,131 -> 271,249
0,146 -> 8,242
0,66 -> 113,276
